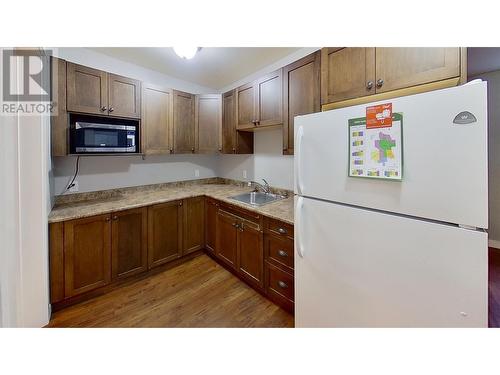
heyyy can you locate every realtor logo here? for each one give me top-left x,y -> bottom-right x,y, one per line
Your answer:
2,49 -> 51,102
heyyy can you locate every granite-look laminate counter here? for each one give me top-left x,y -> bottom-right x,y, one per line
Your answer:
48,182 -> 294,225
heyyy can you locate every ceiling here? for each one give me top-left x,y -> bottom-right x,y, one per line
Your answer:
88,47 -> 301,90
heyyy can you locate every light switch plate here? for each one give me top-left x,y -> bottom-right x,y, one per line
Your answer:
195,169 -> 200,177
242,170 -> 247,179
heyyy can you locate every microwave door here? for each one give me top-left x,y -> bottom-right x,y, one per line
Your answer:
74,122 -> 136,153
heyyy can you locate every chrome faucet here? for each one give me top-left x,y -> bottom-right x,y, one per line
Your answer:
251,179 -> 271,194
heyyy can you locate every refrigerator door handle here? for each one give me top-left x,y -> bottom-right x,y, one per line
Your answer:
296,125 -> 304,195
296,196 -> 305,258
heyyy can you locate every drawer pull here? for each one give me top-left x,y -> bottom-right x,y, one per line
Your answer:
278,250 -> 288,257
277,227 -> 287,234
278,281 -> 288,289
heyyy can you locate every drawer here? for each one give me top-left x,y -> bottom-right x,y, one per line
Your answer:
265,234 -> 294,270
266,262 -> 294,303
218,200 -> 261,224
266,218 -> 294,239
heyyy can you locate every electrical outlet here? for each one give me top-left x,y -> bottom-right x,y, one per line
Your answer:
195,169 -> 200,177
68,180 -> 79,193
242,170 -> 247,179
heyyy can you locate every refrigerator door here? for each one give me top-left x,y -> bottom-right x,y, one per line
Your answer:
295,196 -> 488,327
294,82 -> 488,229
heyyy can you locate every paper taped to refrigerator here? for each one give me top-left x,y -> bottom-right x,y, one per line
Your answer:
348,113 -> 403,180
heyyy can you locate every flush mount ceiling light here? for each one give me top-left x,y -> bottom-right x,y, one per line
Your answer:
173,47 -> 201,60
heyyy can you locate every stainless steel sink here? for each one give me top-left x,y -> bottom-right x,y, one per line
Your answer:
229,192 -> 285,207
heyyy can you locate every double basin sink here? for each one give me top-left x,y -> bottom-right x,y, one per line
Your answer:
230,191 -> 285,207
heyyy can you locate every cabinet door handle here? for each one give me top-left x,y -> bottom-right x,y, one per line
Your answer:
179,202 -> 183,206
101,106 -> 107,112
105,217 -> 111,221
278,281 -> 288,289
278,250 -> 288,257
108,107 -> 114,113
366,81 -> 374,90
112,215 -> 118,220
376,79 -> 384,88
277,227 -> 287,234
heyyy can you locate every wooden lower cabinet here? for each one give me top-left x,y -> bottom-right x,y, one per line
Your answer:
111,207 -> 148,280
205,198 -> 219,253
148,200 -> 183,269
215,209 -> 239,269
63,214 -> 112,298
237,219 -> 264,290
183,196 -> 205,255
49,195 -> 294,314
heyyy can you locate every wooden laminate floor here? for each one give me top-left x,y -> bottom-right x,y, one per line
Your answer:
47,249 -> 500,328
489,248 -> 500,328
47,253 -> 294,328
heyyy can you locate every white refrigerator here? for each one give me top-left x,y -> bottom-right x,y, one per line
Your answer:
294,81 -> 489,327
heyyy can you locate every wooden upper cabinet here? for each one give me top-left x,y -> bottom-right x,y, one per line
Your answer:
255,69 -> 283,127
236,69 -> 283,129
222,89 -> 253,154
172,90 -> 195,154
374,47 -> 460,93
67,62 -> 108,115
148,201 -> 183,269
142,84 -> 173,155
108,73 -> 141,118
196,94 -> 222,153
111,207 -> 148,281
236,82 -> 256,130
183,197 -> 205,255
321,47 -> 375,104
283,51 -> 320,155
63,214 -> 111,298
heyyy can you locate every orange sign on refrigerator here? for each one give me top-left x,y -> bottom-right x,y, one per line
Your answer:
366,103 -> 392,128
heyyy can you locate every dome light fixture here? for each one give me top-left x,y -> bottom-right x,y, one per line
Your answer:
173,47 -> 201,60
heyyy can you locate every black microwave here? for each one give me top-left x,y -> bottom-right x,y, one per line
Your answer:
70,121 -> 138,154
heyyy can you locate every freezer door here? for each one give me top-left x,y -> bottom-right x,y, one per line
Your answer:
294,82 -> 488,229
295,196 -> 488,327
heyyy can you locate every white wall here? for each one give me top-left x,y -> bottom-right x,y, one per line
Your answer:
53,154 -> 218,194
0,49 -> 50,327
470,71 -> 500,245
217,129 -> 294,190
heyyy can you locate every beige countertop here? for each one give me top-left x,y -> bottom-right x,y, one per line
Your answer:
48,182 -> 294,225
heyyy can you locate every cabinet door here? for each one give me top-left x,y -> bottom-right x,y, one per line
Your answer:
320,47 -> 375,104
237,220 -> 264,289
64,214 -> 111,297
183,197 -> 205,255
283,51 -> 320,155
205,198 -> 218,253
142,84 -> 173,155
108,73 -> 141,118
148,201 -> 183,269
216,210 -> 239,269
375,47 -> 460,93
66,62 -> 108,115
222,90 -> 253,154
236,82 -> 256,130
196,94 -> 222,153
111,207 -> 148,280
51,57 -> 68,157
172,90 -> 195,153
255,69 -> 283,127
